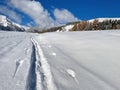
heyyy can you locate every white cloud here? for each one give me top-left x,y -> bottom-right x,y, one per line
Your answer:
10,0 -> 55,28
0,6 -> 22,23
54,8 -> 79,24
8,0 -> 79,28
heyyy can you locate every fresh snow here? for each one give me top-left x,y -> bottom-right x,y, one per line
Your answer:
0,30 -> 120,90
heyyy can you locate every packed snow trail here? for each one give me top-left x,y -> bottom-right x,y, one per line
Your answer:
0,30 -> 120,90
31,38 -> 56,90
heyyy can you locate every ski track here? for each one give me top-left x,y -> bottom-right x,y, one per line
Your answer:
30,38 -> 56,90
0,35 -> 27,57
26,44 -> 37,90
0,39 -> 23,56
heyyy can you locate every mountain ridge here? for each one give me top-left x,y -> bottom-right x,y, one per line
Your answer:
0,15 -> 28,31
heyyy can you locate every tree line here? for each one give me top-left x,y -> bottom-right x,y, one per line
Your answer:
71,19 -> 120,31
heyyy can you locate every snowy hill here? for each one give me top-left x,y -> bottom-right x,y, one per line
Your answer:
59,18 -> 120,32
56,25 -> 74,32
36,18 -> 120,33
88,18 -> 120,22
70,18 -> 120,31
0,15 -> 26,31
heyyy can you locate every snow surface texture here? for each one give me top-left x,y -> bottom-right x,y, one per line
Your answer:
0,30 -> 120,90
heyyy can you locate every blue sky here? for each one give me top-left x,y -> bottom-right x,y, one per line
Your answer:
0,0 -> 120,28
39,0 -> 120,19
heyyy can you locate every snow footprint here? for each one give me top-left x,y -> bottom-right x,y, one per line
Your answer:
24,48 -> 29,55
66,69 -> 78,84
50,52 -> 57,57
13,59 -> 24,78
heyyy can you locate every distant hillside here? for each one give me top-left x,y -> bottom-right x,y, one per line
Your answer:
28,24 -> 74,33
71,18 -> 120,31
35,18 -> 120,33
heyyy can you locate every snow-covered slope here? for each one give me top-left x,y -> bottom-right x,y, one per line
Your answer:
89,18 -> 120,22
61,18 -> 120,31
63,18 -> 120,31
60,25 -> 74,32
0,15 -> 8,27
0,15 -> 27,31
0,30 -> 120,90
